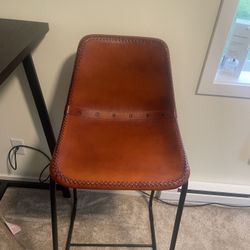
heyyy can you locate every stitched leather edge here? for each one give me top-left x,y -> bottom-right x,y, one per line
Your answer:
50,164 -> 189,190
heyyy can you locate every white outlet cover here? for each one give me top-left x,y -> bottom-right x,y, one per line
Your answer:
10,138 -> 25,155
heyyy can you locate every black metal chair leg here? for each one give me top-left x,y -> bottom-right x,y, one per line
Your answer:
50,178 -> 58,250
169,182 -> 188,250
66,189 -> 78,250
149,191 -> 156,250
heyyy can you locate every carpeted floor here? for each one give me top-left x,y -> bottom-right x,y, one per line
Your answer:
0,188 -> 249,250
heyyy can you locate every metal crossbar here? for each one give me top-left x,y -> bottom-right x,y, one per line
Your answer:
70,243 -> 152,248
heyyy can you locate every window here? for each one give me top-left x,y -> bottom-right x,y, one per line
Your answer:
197,0 -> 250,99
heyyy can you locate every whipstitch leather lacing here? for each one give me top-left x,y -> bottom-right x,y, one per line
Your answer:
51,161 -> 189,189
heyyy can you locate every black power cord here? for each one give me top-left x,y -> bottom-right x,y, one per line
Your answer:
7,145 -> 51,183
139,191 -> 250,209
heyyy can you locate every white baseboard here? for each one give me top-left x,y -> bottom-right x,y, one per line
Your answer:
0,174 -> 38,182
77,181 -> 250,206
160,181 -> 250,206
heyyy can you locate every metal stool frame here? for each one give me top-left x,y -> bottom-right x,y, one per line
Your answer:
50,179 -> 188,250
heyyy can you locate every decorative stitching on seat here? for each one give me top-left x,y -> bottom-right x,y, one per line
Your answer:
66,105 -> 174,121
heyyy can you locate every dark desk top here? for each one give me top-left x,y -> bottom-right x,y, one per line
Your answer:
0,19 -> 49,84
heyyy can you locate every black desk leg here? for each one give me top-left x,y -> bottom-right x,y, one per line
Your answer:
0,181 -> 8,200
22,54 -> 70,198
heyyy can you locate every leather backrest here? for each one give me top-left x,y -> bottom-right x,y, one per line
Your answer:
67,35 -> 176,117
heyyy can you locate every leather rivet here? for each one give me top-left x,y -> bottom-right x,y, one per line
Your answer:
95,112 -> 100,117
112,113 -> 116,117
146,113 -> 149,117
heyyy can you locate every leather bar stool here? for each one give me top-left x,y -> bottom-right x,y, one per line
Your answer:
50,34 -> 190,250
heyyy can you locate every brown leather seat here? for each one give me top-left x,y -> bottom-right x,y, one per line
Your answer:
50,34 -> 189,191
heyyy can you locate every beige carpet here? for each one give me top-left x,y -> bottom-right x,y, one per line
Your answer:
0,188 -> 249,250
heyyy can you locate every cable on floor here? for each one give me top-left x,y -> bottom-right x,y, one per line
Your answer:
7,145 -> 51,183
139,191 -> 250,209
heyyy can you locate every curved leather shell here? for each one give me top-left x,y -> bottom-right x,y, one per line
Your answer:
50,35 -> 190,190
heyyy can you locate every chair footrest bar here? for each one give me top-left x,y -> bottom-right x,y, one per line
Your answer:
70,243 -> 152,248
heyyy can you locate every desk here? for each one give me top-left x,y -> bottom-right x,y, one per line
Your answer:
0,19 -> 69,198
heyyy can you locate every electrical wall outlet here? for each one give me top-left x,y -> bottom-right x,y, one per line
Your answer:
10,138 -> 25,155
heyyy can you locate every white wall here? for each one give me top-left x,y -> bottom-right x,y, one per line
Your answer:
1,0 -> 250,187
